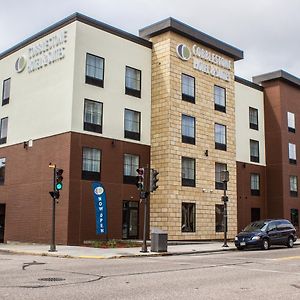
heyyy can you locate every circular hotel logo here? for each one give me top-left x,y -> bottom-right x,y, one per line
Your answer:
94,186 -> 104,195
176,44 -> 191,61
15,56 -> 27,73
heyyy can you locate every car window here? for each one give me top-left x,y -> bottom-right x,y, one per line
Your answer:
267,222 -> 276,232
243,221 -> 268,232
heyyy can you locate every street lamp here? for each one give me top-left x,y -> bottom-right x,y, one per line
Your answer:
221,170 -> 229,248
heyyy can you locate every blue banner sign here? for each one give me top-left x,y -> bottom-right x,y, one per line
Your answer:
92,182 -> 107,235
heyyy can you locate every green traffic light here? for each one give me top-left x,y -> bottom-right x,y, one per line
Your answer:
56,182 -> 63,190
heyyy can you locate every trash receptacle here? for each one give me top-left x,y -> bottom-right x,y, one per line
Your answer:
151,228 -> 168,252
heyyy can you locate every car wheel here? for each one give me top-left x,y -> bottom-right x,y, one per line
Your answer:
287,236 -> 294,248
262,238 -> 269,250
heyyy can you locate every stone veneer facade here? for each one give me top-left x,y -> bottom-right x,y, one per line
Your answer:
149,31 -> 237,240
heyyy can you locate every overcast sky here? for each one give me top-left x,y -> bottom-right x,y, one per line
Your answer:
1,0 -> 299,81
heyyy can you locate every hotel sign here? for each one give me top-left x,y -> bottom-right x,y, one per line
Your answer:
15,30 -> 67,74
176,43 -> 231,82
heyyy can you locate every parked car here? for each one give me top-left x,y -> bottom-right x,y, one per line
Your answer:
235,219 -> 297,250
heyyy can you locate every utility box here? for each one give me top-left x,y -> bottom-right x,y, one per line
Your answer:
151,228 -> 168,252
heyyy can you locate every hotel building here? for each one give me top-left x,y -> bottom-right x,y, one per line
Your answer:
0,13 -> 298,245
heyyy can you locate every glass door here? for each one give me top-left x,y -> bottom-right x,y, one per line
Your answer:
122,201 -> 139,239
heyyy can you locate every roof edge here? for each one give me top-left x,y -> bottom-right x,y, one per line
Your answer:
235,76 -> 264,91
253,70 -> 300,88
139,17 -> 243,61
0,13 -> 152,60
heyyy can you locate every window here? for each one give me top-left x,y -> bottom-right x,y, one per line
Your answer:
2,78 -> 10,106
182,157 -> 195,187
181,74 -> 195,103
250,140 -> 259,163
0,117 -> 8,144
182,203 -> 195,232
290,176 -> 298,197
249,107 -> 258,130
124,109 -> 141,141
123,154 -> 139,184
215,163 -> 227,190
125,66 -> 141,98
287,112 -> 295,133
251,208 -> 261,222
291,208 -> 299,227
84,99 -> 103,134
0,158 -> 5,185
182,114 -> 195,144
82,147 -> 101,180
288,143 -> 297,164
250,174 -> 260,196
85,53 -> 104,87
215,204 -> 224,232
214,86 -> 226,112
215,123 -> 227,151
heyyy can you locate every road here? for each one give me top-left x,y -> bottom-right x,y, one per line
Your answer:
1,246 -> 300,299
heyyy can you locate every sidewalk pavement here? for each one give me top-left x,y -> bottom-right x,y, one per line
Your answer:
1,241 -> 299,259
0,241 -> 237,259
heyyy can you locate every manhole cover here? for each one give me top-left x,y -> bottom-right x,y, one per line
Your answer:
38,278 -> 65,282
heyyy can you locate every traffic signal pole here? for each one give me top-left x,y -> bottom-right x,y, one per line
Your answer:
49,166 -> 57,252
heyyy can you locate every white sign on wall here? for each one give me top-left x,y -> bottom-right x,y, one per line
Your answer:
176,43 -> 231,82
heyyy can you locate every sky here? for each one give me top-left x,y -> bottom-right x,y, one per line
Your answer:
1,0 -> 299,81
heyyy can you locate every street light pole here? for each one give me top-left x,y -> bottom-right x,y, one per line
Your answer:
221,170 -> 229,248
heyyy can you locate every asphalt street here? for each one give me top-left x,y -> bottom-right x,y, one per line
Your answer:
1,246 -> 300,299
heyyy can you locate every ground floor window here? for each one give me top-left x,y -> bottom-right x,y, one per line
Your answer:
291,208 -> 299,227
215,204 -> 224,232
251,208 -> 261,222
122,201 -> 139,239
181,203 -> 195,232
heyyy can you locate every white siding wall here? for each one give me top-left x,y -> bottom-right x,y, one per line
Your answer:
235,81 -> 266,165
0,23 -> 77,147
71,22 -> 152,145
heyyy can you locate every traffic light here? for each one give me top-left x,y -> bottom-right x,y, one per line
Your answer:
55,168 -> 63,191
222,196 -> 229,202
136,168 -> 144,191
150,169 -> 159,192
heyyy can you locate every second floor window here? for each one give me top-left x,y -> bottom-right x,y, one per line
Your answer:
214,85 -> 226,112
0,117 -> 8,144
250,173 -> 260,196
250,139 -> 259,163
123,154 -> 139,184
182,74 -> 195,103
249,107 -> 258,130
215,163 -> 227,190
0,157 -> 6,185
182,114 -> 195,144
215,123 -> 226,151
289,143 -> 297,164
182,157 -> 195,187
125,66 -> 141,98
85,53 -> 104,87
287,112 -> 295,133
290,175 -> 298,197
2,78 -> 10,105
84,99 -> 103,134
82,147 -> 101,181
124,109 -> 141,141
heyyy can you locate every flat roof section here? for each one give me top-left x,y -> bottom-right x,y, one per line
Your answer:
0,13 -> 152,60
139,17 -> 244,61
235,76 -> 264,91
253,70 -> 300,88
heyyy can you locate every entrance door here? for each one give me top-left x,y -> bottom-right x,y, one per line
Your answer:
0,204 -> 5,243
122,201 -> 139,239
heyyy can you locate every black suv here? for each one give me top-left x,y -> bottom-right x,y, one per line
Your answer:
235,219 -> 297,250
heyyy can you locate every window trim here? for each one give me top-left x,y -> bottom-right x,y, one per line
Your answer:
181,202 -> 196,232
214,85 -> 226,113
0,157 -> 6,185
0,117 -> 8,145
2,78 -> 10,106
288,143 -> 297,165
250,173 -> 260,196
124,108 -> 141,141
182,157 -> 196,187
125,66 -> 141,98
215,163 -> 227,190
181,114 -> 195,145
215,123 -> 227,151
249,107 -> 259,130
250,139 -> 260,163
83,99 -> 103,134
81,147 -> 101,181
287,112 -> 296,133
85,53 -> 105,88
123,153 -> 140,184
290,175 -> 298,197
181,73 -> 195,103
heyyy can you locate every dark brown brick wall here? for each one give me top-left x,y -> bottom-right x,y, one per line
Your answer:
237,161 -> 267,232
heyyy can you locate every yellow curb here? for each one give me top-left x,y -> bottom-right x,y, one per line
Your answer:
78,255 -> 106,259
273,256 -> 300,261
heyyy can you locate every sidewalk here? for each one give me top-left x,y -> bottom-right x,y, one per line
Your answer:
0,241 -> 236,259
